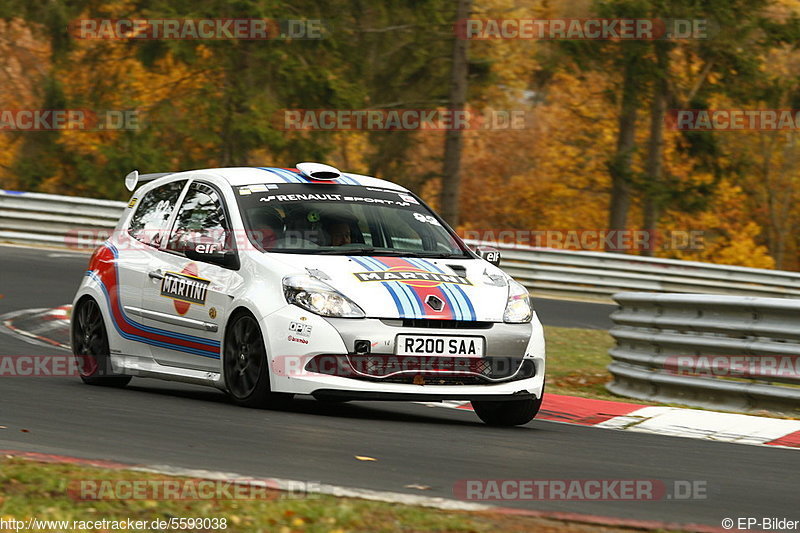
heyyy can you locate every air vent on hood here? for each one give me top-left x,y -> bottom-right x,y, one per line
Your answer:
447,264 -> 467,277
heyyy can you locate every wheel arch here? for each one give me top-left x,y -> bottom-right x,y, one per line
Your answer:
70,293 -> 103,346
219,304 -> 269,391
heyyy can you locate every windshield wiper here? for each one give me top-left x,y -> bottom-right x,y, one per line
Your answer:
405,252 -> 470,258
318,248 -> 436,257
316,247 -> 376,255
315,248 -> 468,258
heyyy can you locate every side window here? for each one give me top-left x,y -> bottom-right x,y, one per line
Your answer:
128,180 -> 186,247
167,182 -> 231,253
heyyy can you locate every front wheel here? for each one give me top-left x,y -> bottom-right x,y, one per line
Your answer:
223,312 -> 292,409
71,298 -> 131,387
471,394 -> 543,427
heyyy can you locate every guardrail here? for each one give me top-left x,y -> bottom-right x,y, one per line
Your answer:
3,189 -> 800,300
0,190 -> 125,248
607,292 -> 800,415
471,242 -> 800,300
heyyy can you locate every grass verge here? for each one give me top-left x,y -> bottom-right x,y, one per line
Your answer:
543,325 -> 799,418
543,325 -> 630,402
544,325 -> 669,407
0,456 -> 693,533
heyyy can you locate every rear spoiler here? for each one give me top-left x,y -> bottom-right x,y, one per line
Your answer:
124,170 -> 174,192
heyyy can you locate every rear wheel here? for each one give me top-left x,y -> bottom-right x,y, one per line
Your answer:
471,394 -> 543,427
223,312 -> 292,409
71,298 -> 131,387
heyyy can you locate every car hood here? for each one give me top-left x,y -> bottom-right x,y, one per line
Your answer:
268,254 -> 510,322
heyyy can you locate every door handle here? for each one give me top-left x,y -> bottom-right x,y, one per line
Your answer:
148,270 -> 164,280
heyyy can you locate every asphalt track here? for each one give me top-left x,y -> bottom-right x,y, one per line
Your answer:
0,244 -> 796,528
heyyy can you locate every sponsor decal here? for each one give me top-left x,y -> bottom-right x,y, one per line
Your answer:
128,197 -> 137,208
348,256 -> 476,320
399,193 -> 419,204
160,264 -> 210,315
239,184 -> 276,195
257,192 -> 412,208
289,321 -> 312,337
208,307 -> 217,319
260,193 -> 342,202
354,267 -> 471,288
87,245 -> 220,358
287,335 -> 309,344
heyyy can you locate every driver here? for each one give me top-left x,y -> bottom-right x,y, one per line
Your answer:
322,216 -> 352,246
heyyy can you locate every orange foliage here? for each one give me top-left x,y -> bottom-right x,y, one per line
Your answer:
0,19 -> 51,189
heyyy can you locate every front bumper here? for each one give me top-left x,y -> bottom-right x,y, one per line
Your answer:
264,309 -> 546,400
311,389 -> 537,402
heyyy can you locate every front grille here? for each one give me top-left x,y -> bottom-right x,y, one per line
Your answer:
381,318 -> 493,329
304,355 -> 535,385
380,375 -> 487,385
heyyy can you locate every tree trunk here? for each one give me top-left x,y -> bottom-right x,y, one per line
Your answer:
607,52 -> 639,252
642,42 -> 669,257
439,0 -> 471,226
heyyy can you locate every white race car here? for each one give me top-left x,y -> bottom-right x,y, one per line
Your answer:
71,163 -> 546,425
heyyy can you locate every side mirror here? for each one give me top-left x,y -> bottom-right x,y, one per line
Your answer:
185,248 -> 239,269
182,237 -> 240,269
475,246 -> 501,266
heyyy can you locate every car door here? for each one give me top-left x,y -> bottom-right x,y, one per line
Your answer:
114,179 -> 188,358
138,180 -> 240,371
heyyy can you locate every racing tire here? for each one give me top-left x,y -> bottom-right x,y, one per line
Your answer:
471,394 -> 543,427
223,311 -> 293,409
71,298 -> 131,387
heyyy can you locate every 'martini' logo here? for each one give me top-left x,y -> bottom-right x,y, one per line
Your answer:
160,264 -> 210,315
354,267 -> 471,288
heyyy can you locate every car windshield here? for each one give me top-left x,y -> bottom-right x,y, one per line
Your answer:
235,183 -> 470,257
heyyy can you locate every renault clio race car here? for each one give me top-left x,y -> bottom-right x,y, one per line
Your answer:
71,163 -> 546,425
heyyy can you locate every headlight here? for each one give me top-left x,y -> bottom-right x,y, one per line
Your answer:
503,279 -> 532,323
283,275 -> 365,318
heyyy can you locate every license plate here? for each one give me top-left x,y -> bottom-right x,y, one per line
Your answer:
396,335 -> 484,356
